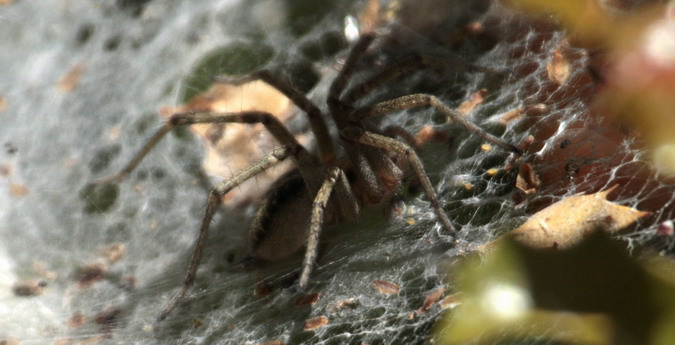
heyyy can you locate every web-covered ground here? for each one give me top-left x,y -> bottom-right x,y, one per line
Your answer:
1,0 -> 672,344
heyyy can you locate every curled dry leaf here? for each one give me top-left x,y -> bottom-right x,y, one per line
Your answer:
510,185 -> 650,249
160,80 -> 300,208
456,89 -> 487,115
438,293 -> 461,309
409,287 -> 446,318
303,315 -> 329,331
516,163 -> 540,194
371,279 -> 400,295
12,279 -> 47,296
57,62 -> 86,93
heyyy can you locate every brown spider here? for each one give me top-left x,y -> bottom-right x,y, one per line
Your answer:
95,33 -> 520,321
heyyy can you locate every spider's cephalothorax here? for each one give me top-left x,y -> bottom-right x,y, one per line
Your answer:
94,33 -> 520,321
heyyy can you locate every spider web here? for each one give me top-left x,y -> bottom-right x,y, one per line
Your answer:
0,0 -> 672,344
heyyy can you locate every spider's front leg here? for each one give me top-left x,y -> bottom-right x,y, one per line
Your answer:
341,127 -> 455,233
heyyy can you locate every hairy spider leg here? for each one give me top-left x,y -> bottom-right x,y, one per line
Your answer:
341,127 -> 455,233
214,70 -> 336,164
298,166 -> 359,289
353,93 -> 522,154
157,145 -> 291,321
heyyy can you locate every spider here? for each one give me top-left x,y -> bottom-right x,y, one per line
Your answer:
95,32 -> 520,321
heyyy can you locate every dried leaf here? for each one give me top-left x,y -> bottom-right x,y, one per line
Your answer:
12,280 -> 47,296
160,80 -> 299,208
295,293 -> 321,306
9,183 -> 28,196
414,287 -> 446,316
516,163 -> 540,194
547,49 -> 570,85
456,89 -> 487,115
438,293 -> 461,309
75,262 -> 107,288
510,185 -> 650,249
303,315 -> 329,331
57,62 -> 86,92
371,279 -> 400,295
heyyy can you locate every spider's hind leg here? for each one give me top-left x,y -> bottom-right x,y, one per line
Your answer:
156,146 -> 291,321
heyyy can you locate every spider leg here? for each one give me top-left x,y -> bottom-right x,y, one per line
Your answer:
298,166 -> 358,289
214,70 -> 336,164
342,127 -> 455,233
157,146 -> 291,321
352,93 -> 522,154
97,111 -> 325,195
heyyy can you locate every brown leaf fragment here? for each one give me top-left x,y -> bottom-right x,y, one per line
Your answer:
12,279 -> 47,296
10,183 -> 28,196
409,287 -> 447,318
99,243 -> 125,263
516,163 -> 540,195
68,312 -> 86,329
303,315 -> 329,331
160,80 -> 298,208
57,62 -> 86,93
547,49 -> 570,85
510,185 -> 651,249
456,89 -> 487,115
295,292 -> 321,306
371,279 -> 400,295
75,262 -> 107,288
438,293 -> 461,309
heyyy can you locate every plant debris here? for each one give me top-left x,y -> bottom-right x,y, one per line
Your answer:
371,279 -> 400,295
75,262 -> 107,288
509,185 -> 650,249
303,315 -> 329,331
12,280 -> 47,296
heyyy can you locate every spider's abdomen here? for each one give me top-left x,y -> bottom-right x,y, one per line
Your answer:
248,170 -> 312,261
